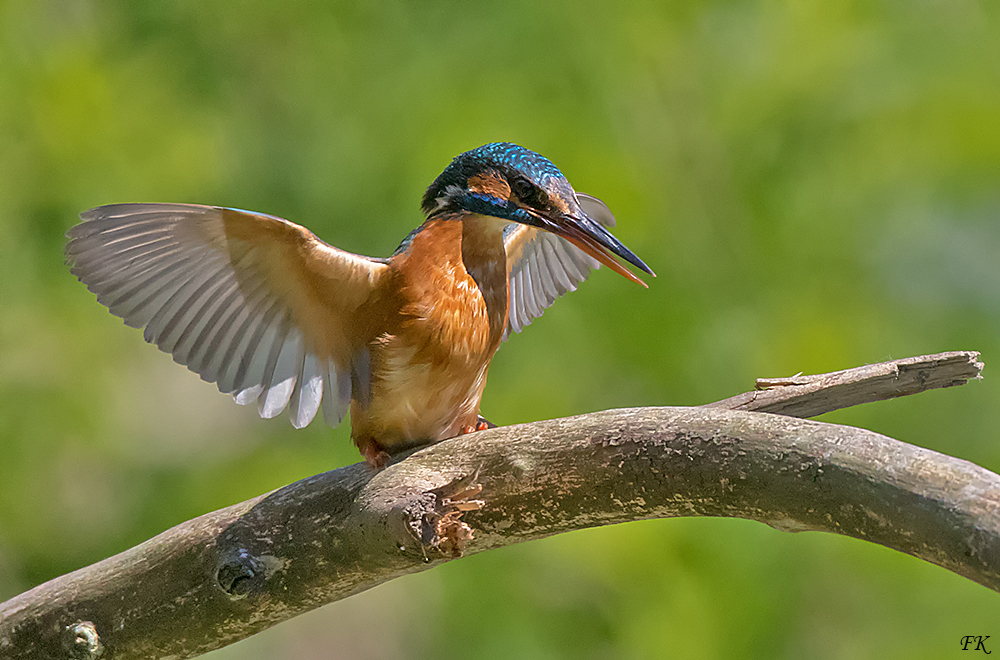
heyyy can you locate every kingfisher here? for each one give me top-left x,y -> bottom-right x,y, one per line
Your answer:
66,143 -> 654,468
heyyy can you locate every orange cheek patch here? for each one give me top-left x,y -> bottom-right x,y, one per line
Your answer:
467,171 -> 512,201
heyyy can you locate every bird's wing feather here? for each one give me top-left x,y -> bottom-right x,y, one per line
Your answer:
502,193 -> 613,340
66,203 -> 387,429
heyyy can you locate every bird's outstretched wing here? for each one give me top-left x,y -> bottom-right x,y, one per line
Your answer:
502,193 -> 615,339
66,204 -> 388,429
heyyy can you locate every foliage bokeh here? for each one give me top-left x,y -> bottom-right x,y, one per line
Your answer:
1,1 -> 998,657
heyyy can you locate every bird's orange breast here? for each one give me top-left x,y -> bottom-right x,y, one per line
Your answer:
350,214 -> 510,451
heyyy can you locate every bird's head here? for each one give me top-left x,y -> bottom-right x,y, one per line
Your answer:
422,142 -> 654,286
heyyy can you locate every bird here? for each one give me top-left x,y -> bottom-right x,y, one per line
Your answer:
65,142 -> 654,469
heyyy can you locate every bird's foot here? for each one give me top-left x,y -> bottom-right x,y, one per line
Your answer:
460,415 -> 497,435
359,439 -> 391,471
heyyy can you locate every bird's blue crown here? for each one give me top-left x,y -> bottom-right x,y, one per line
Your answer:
464,142 -> 566,185
421,142 -> 567,216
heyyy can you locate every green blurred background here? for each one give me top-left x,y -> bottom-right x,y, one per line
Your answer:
1,0 -> 998,657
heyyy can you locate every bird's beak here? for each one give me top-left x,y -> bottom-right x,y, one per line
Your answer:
549,211 -> 655,287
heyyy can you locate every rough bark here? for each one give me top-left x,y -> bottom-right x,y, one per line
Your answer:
0,351 -> 994,660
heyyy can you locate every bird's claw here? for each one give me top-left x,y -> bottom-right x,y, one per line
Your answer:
359,439 -> 391,470
460,415 -> 497,435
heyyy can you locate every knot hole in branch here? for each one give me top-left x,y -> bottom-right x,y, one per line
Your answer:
63,621 -> 103,659
216,549 -> 266,599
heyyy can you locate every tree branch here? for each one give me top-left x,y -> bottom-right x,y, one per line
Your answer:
705,350 -> 984,417
0,351 -> 994,660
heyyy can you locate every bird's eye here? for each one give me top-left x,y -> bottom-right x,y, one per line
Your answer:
512,177 -> 534,200
512,177 -> 545,207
